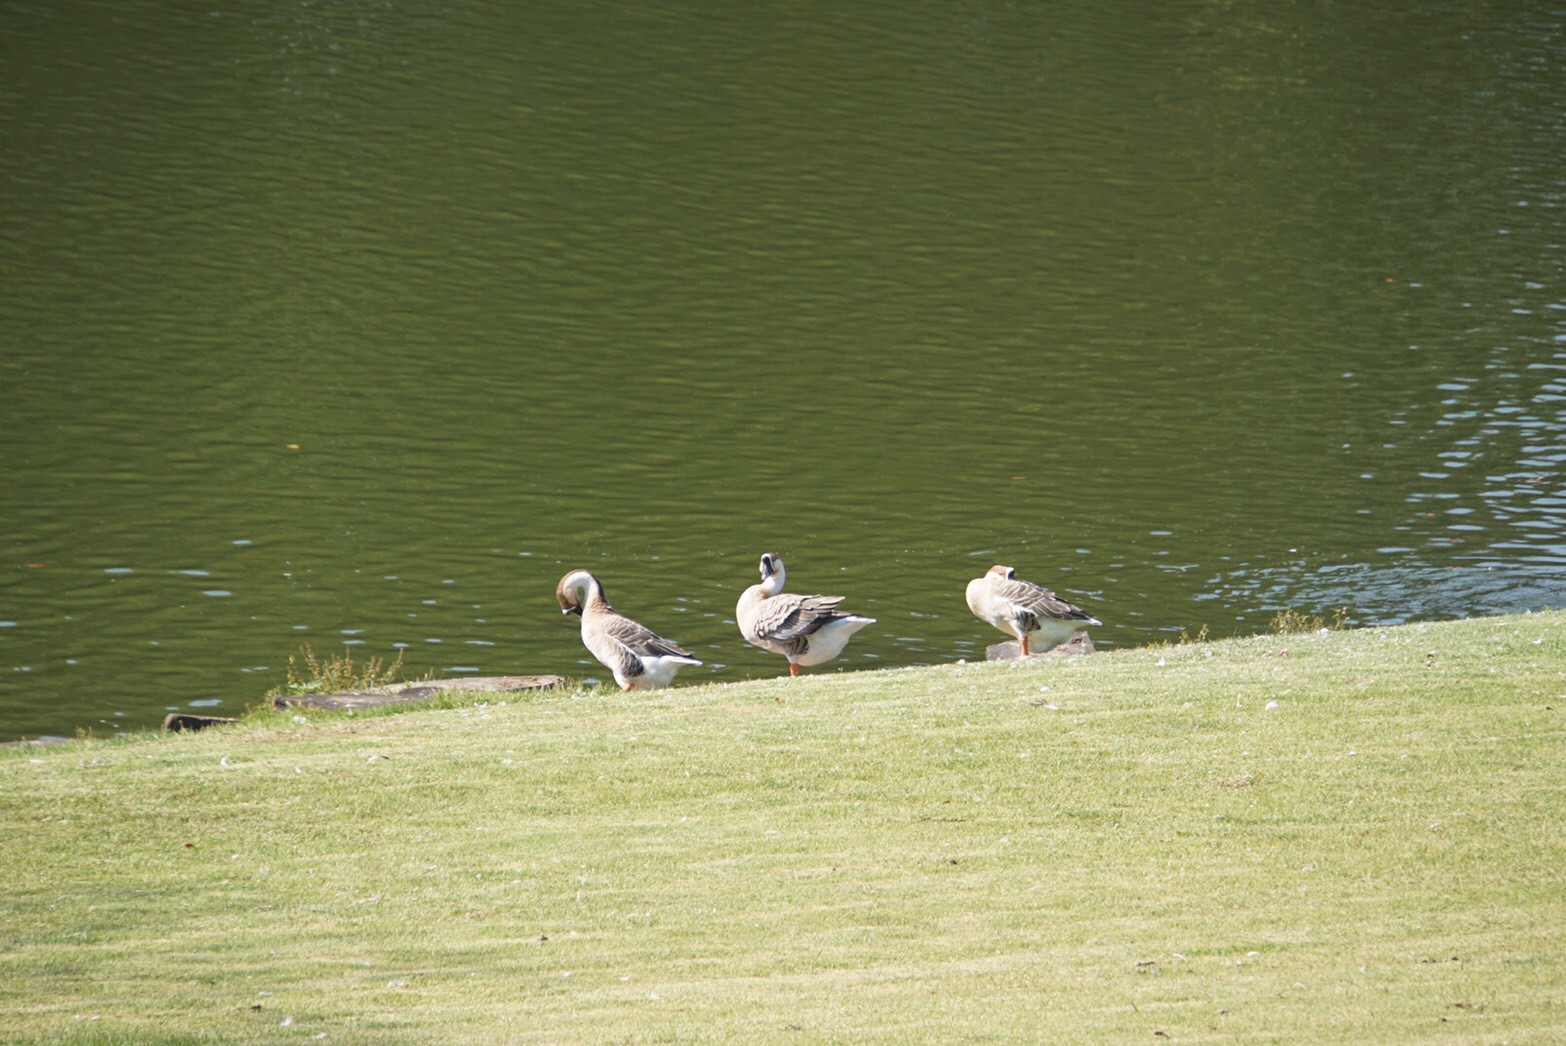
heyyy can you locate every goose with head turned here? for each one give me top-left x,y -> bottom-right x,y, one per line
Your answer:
556,569 -> 702,690
965,564 -> 1100,656
735,552 -> 875,676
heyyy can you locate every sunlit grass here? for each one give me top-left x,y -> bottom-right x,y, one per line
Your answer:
266,642 -> 408,699
3,612 -> 1563,1042
1269,605 -> 1352,634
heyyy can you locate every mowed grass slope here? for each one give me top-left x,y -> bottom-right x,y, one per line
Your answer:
2,612 -> 1563,1043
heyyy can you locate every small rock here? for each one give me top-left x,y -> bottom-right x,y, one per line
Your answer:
163,713 -> 239,733
984,633 -> 1095,661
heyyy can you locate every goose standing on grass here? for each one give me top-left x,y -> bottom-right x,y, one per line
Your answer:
556,569 -> 702,691
736,552 -> 875,677
965,564 -> 1101,656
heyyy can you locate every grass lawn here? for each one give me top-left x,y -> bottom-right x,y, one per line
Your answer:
2,611 -> 1563,1043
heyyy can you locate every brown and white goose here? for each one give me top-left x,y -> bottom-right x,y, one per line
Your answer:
556,569 -> 702,690
965,564 -> 1100,656
735,553 -> 875,676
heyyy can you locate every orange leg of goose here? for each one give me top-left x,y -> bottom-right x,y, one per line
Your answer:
789,663 -> 800,677
1019,635 -> 1031,658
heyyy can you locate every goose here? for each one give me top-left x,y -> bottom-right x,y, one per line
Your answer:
735,552 -> 875,676
965,564 -> 1100,656
556,569 -> 702,690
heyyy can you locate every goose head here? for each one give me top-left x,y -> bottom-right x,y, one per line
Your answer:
757,552 -> 786,594
556,569 -> 600,616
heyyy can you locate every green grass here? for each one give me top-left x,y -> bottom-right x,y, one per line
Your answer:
3,612 -> 1564,1043
266,643 -> 409,699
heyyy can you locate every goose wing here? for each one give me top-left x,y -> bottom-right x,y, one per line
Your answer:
995,576 -> 1095,623
751,592 -> 848,642
600,611 -> 697,660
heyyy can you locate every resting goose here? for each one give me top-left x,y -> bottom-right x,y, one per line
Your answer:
965,564 -> 1100,656
735,552 -> 875,676
556,569 -> 702,690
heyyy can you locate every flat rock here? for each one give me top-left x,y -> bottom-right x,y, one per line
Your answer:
985,632 -> 1096,661
404,676 -> 566,694
270,674 -> 565,712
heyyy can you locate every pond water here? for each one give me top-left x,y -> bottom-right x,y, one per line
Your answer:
3,1 -> 1564,739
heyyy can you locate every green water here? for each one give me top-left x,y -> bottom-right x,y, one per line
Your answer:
3,1 -> 1564,738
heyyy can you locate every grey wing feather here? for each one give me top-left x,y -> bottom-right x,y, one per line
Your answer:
754,593 -> 847,641
602,613 -> 696,659
997,578 -> 1096,623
